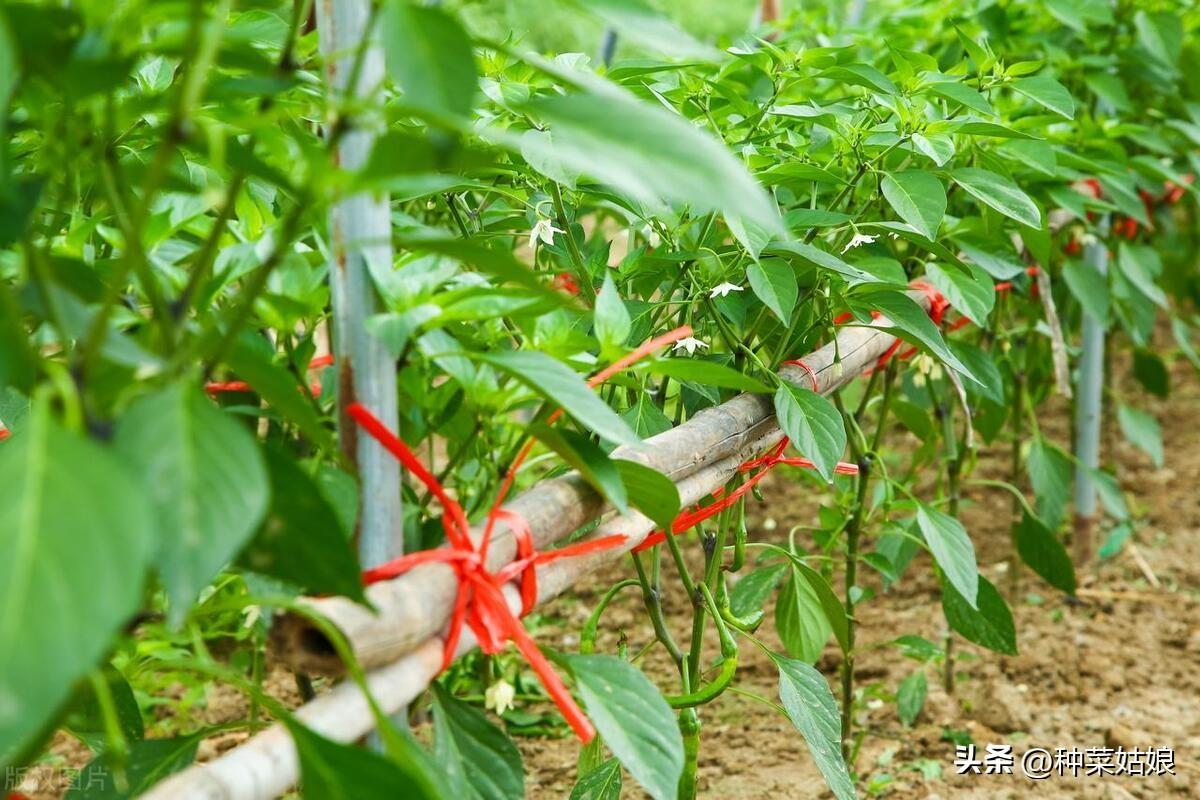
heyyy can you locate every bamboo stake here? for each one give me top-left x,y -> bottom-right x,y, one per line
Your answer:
272,304 -> 926,676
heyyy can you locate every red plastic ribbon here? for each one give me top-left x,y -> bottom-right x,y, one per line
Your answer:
780,358 -> 820,391
205,354 -> 333,396
993,265 -> 1040,295
350,402 -> 626,743
349,327 -> 694,743
633,351 -> 859,555
632,437 -> 858,554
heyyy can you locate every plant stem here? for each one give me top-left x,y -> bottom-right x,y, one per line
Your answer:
1008,369 -> 1025,599
551,182 -> 597,304
942,386 -> 963,695
840,453 -> 871,763
631,551 -> 684,670
837,360 -> 896,762
192,203 -> 307,371
677,707 -> 701,800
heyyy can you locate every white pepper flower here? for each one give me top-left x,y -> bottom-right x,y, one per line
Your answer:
530,217 -> 564,247
672,336 -> 709,355
841,232 -> 878,253
709,282 -> 744,298
485,679 -> 516,716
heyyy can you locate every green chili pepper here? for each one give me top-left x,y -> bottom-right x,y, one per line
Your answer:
579,579 -> 639,655
665,584 -> 738,708
717,578 -> 763,633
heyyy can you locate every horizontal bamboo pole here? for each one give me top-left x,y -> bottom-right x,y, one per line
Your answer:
149,291 -> 939,799
144,429 -> 784,800
272,305 -> 921,675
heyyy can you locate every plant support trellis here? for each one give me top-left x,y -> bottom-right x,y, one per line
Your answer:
143,293 -> 933,800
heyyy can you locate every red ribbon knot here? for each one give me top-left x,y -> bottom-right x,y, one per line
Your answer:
349,402 -> 621,743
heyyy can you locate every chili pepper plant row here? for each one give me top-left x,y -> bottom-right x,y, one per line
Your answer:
0,1 -> 1197,799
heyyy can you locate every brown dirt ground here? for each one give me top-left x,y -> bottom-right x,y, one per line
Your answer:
519,356 -> 1200,799
20,355 -> 1199,800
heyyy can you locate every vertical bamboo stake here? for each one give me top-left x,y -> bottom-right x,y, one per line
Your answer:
316,0 -> 404,730
1072,222 -> 1108,565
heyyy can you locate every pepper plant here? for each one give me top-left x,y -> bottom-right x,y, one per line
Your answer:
0,1 -> 1197,799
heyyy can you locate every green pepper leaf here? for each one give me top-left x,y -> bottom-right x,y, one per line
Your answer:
941,574 -> 1017,655
431,684 -> 524,800
566,655 -> 683,800
773,381 -> 847,482
115,385 -> 269,623
916,504 -> 979,609
773,654 -> 857,800
951,168 -> 1043,229
881,171 -> 946,240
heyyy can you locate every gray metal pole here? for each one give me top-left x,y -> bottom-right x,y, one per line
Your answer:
1072,221 -> 1108,564
317,0 -> 402,570
316,0 -> 404,721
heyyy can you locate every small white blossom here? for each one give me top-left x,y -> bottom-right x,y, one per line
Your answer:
530,217 -> 564,248
889,232 -> 900,240
762,517 -> 778,531
673,336 -> 709,355
709,282 -> 744,298
841,232 -> 878,253
911,353 -> 943,388
1080,232 -> 1099,246
485,679 -> 516,716
243,605 -> 262,629
642,224 -> 662,248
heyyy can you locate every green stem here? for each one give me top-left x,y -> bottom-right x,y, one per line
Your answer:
88,670 -> 130,786
631,551 -> 684,669
189,202 -> 307,372
666,584 -> 738,708
174,171 -> 247,317
942,387 -> 965,695
1008,369 -> 1025,598
677,707 -> 701,800
550,182 -> 596,304
580,580 -> 640,654
840,453 -> 871,763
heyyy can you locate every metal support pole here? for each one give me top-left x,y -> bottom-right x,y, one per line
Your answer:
317,0 -> 402,568
1072,222 -> 1108,564
316,0 -> 404,741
